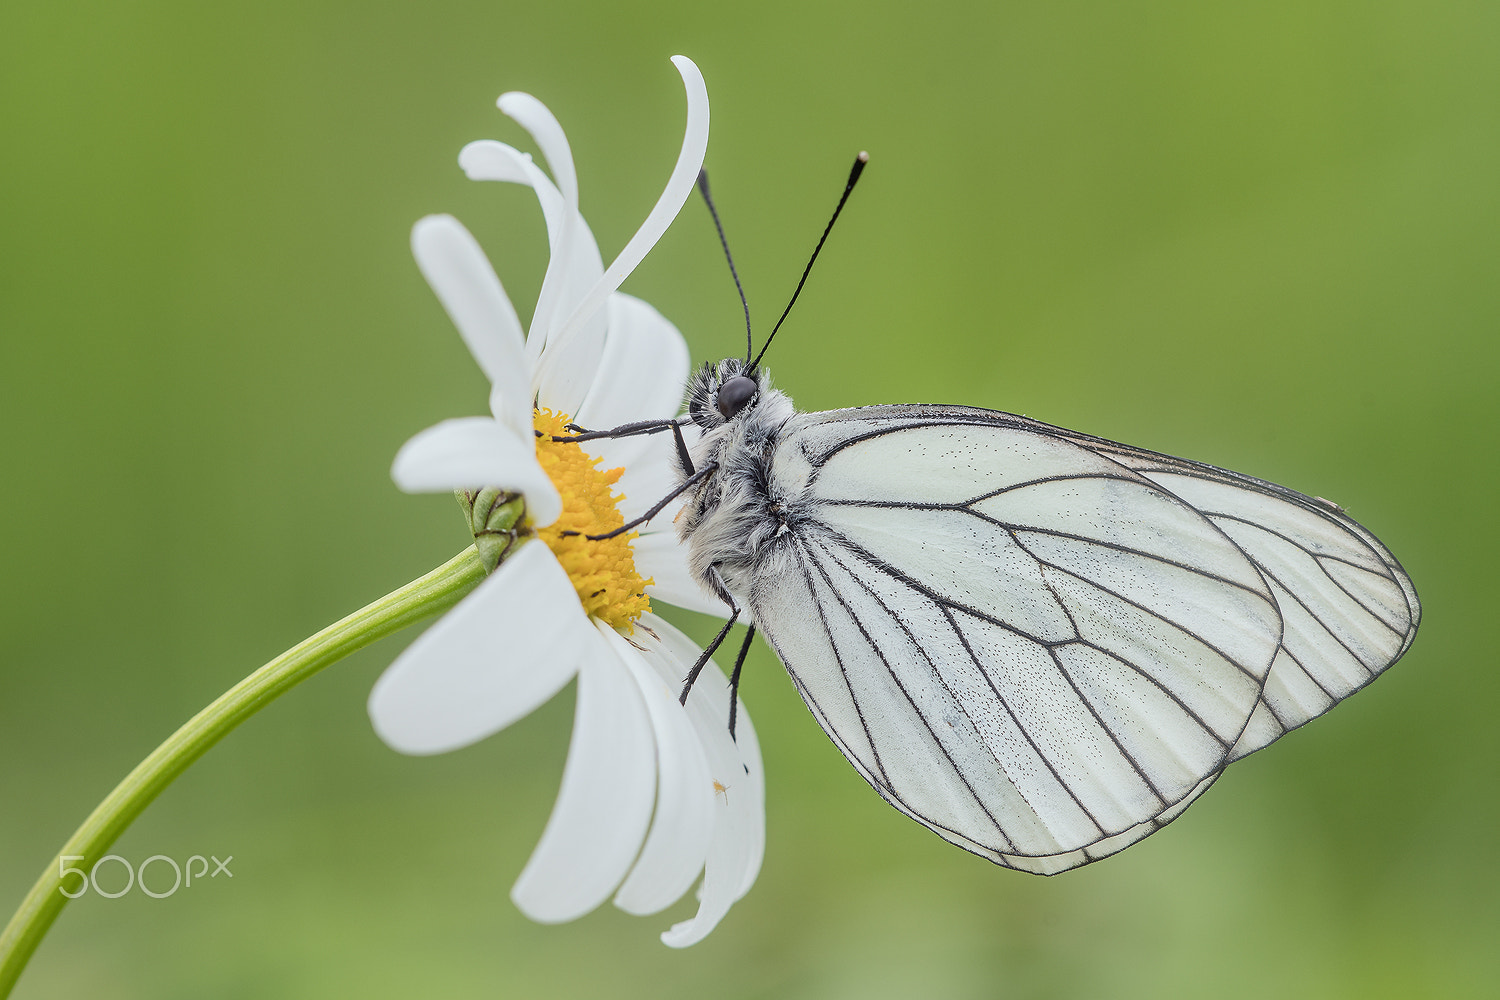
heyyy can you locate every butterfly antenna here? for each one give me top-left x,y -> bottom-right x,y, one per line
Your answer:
748,151 -> 869,375
697,169 -> 754,364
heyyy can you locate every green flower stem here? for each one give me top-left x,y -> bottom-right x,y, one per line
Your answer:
0,546 -> 487,997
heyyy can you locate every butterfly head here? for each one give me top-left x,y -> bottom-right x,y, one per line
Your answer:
686,357 -> 763,430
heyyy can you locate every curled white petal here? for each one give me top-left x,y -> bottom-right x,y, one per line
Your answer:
496,92 -> 578,211
605,623 -> 716,916
636,613 -> 765,946
460,141 -> 562,249
391,417 -> 561,527
511,628 -> 657,923
497,91 -> 600,406
458,140 -> 606,374
457,138 -> 532,184
538,55 -> 709,393
410,216 -> 532,439
369,543 -> 587,755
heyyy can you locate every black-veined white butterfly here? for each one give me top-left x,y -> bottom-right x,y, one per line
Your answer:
565,155 -> 1420,875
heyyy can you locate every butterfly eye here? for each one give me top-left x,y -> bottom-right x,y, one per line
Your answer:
716,375 -> 757,418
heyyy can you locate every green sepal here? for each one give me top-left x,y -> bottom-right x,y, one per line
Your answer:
456,489 -> 530,574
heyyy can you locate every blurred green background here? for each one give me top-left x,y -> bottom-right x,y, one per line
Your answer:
2,1 -> 1495,997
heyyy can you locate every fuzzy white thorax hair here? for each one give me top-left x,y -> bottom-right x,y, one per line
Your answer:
676,361 -> 800,606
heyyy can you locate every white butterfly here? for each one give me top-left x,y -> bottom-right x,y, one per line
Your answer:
670,360 -> 1418,874
570,158 -> 1419,876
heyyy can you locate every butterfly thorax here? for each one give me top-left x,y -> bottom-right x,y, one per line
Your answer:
678,360 -> 801,600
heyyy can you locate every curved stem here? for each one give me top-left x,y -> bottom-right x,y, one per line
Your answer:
0,547 -> 486,997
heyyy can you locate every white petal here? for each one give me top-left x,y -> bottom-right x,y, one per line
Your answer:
390,417 -> 561,527
532,232 -> 608,413
530,282 -> 608,417
636,613 -> 766,946
496,92 -> 578,210
410,216 -> 532,439
457,140 -> 605,373
460,143 -> 566,282
511,628 -> 657,923
495,92 -> 610,410
573,292 -> 691,432
732,729 -> 767,902
603,431 -> 680,524
604,623 -> 716,916
586,421 -> 700,528
634,529 -> 728,618
538,56 -> 709,397
368,543 -> 586,755
457,138 -> 533,185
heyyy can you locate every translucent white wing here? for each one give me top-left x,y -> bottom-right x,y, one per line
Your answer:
1047,422 -> 1420,761
751,405 -> 1416,873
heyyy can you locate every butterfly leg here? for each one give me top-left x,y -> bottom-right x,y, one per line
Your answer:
670,419 -> 694,476
726,624 -> 755,741
678,566 -> 739,705
545,416 -> 683,443
571,461 -> 718,541
547,416 -> 695,475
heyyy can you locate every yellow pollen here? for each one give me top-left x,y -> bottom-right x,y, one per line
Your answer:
533,408 -> 652,631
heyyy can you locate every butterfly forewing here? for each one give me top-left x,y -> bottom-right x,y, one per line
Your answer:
749,407 -> 1301,872
1046,427 -> 1420,761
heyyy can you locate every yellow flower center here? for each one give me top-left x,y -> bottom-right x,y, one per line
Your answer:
532,408 -> 652,631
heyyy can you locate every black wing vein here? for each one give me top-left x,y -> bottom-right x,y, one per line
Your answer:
806,542 -> 1020,851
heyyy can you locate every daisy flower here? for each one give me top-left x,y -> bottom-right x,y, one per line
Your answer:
368,56 -> 763,947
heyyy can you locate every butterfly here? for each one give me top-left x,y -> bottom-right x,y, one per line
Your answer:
570,155 -> 1420,874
